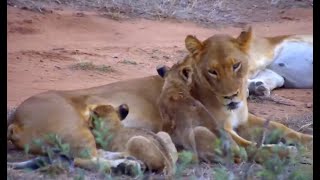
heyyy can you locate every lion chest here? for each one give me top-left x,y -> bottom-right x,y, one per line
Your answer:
223,102 -> 248,129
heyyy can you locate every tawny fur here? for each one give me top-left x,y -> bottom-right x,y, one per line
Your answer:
246,32 -> 312,96
8,27 -> 312,166
156,60 -> 241,163
90,105 -> 177,178
7,101 -> 146,173
183,27 -> 312,152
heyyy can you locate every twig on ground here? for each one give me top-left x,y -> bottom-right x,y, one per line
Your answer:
256,119 -> 271,148
243,118 -> 271,179
298,122 -> 313,132
254,95 -> 296,107
55,0 -> 61,5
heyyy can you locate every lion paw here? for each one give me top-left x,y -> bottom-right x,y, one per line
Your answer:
248,81 -> 270,96
111,159 -> 146,177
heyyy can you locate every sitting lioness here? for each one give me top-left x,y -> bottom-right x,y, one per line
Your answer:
179,27 -> 312,149
8,27 -> 312,165
156,60 -> 241,163
8,102 -> 177,178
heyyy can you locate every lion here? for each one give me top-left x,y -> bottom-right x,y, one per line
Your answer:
156,61 -> 241,164
8,27 -> 312,165
244,31 -> 312,96
8,101 -> 177,178
86,104 -> 177,178
7,101 -> 144,174
156,57 -> 301,163
181,26 -> 312,149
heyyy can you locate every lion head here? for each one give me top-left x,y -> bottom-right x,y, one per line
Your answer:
185,27 -> 252,111
88,104 -> 129,129
156,61 -> 222,136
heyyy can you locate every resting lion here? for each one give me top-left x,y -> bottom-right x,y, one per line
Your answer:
156,60 -> 241,163
244,31 -> 312,96
87,104 -> 177,178
8,101 -> 177,178
8,27 -> 312,166
7,101 -> 145,174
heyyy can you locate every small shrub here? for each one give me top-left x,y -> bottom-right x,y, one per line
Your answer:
175,151 -> 195,178
21,134 -> 73,177
213,166 -> 233,180
70,61 -> 114,73
74,168 -> 85,180
90,115 -> 113,149
119,59 -> 138,65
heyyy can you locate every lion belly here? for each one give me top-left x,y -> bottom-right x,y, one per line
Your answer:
268,41 -> 313,88
95,92 -> 163,132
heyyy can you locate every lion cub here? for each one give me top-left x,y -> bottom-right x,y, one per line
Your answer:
156,63 -> 241,163
88,104 -> 177,179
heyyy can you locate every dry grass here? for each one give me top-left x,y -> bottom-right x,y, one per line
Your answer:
7,107 -> 313,180
118,59 -> 137,65
7,150 -> 313,180
69,61 -> 115,73
283,112 -> 313,134
8,0 -> 313,27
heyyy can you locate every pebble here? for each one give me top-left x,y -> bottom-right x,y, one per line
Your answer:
306,103 -> 313,108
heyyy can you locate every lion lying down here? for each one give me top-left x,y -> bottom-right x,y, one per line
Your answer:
244,31 -> 312,96
7,26 -> 312,176
8,103 -> 177,178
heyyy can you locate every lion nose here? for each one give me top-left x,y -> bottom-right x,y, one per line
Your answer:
223,91 -> 239,99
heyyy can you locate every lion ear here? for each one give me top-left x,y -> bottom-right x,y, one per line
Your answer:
117,104 -> 129,120
87,105 -> 99,128
180,66 -> 193,85
88,104 -> 99,116
185,35 -> 203,55
156,65 -> 170,78
236,26 -> 252,52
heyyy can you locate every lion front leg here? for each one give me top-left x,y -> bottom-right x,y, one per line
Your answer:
74,156 -> 145,176
192,126 -> 242,164
224,121 -> 255,148
125,135 -> 175,179
247,113 -> 313,147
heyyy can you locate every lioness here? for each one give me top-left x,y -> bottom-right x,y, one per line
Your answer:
156,60 -> 241,163
7,102 -> 144,174
244,30 -> 312,96
181,27 -> 312,148
8,27 -> 312,164
8,101 -> 177,177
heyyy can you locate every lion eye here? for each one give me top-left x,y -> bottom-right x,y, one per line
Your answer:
233,62 -> 241,72
208,69 -> 218,78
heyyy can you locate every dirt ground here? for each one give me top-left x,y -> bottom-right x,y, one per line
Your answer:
7,1 -> 313,179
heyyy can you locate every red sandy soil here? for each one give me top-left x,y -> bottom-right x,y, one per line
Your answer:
7,6 -> 312,126
7,5 -> 313,179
